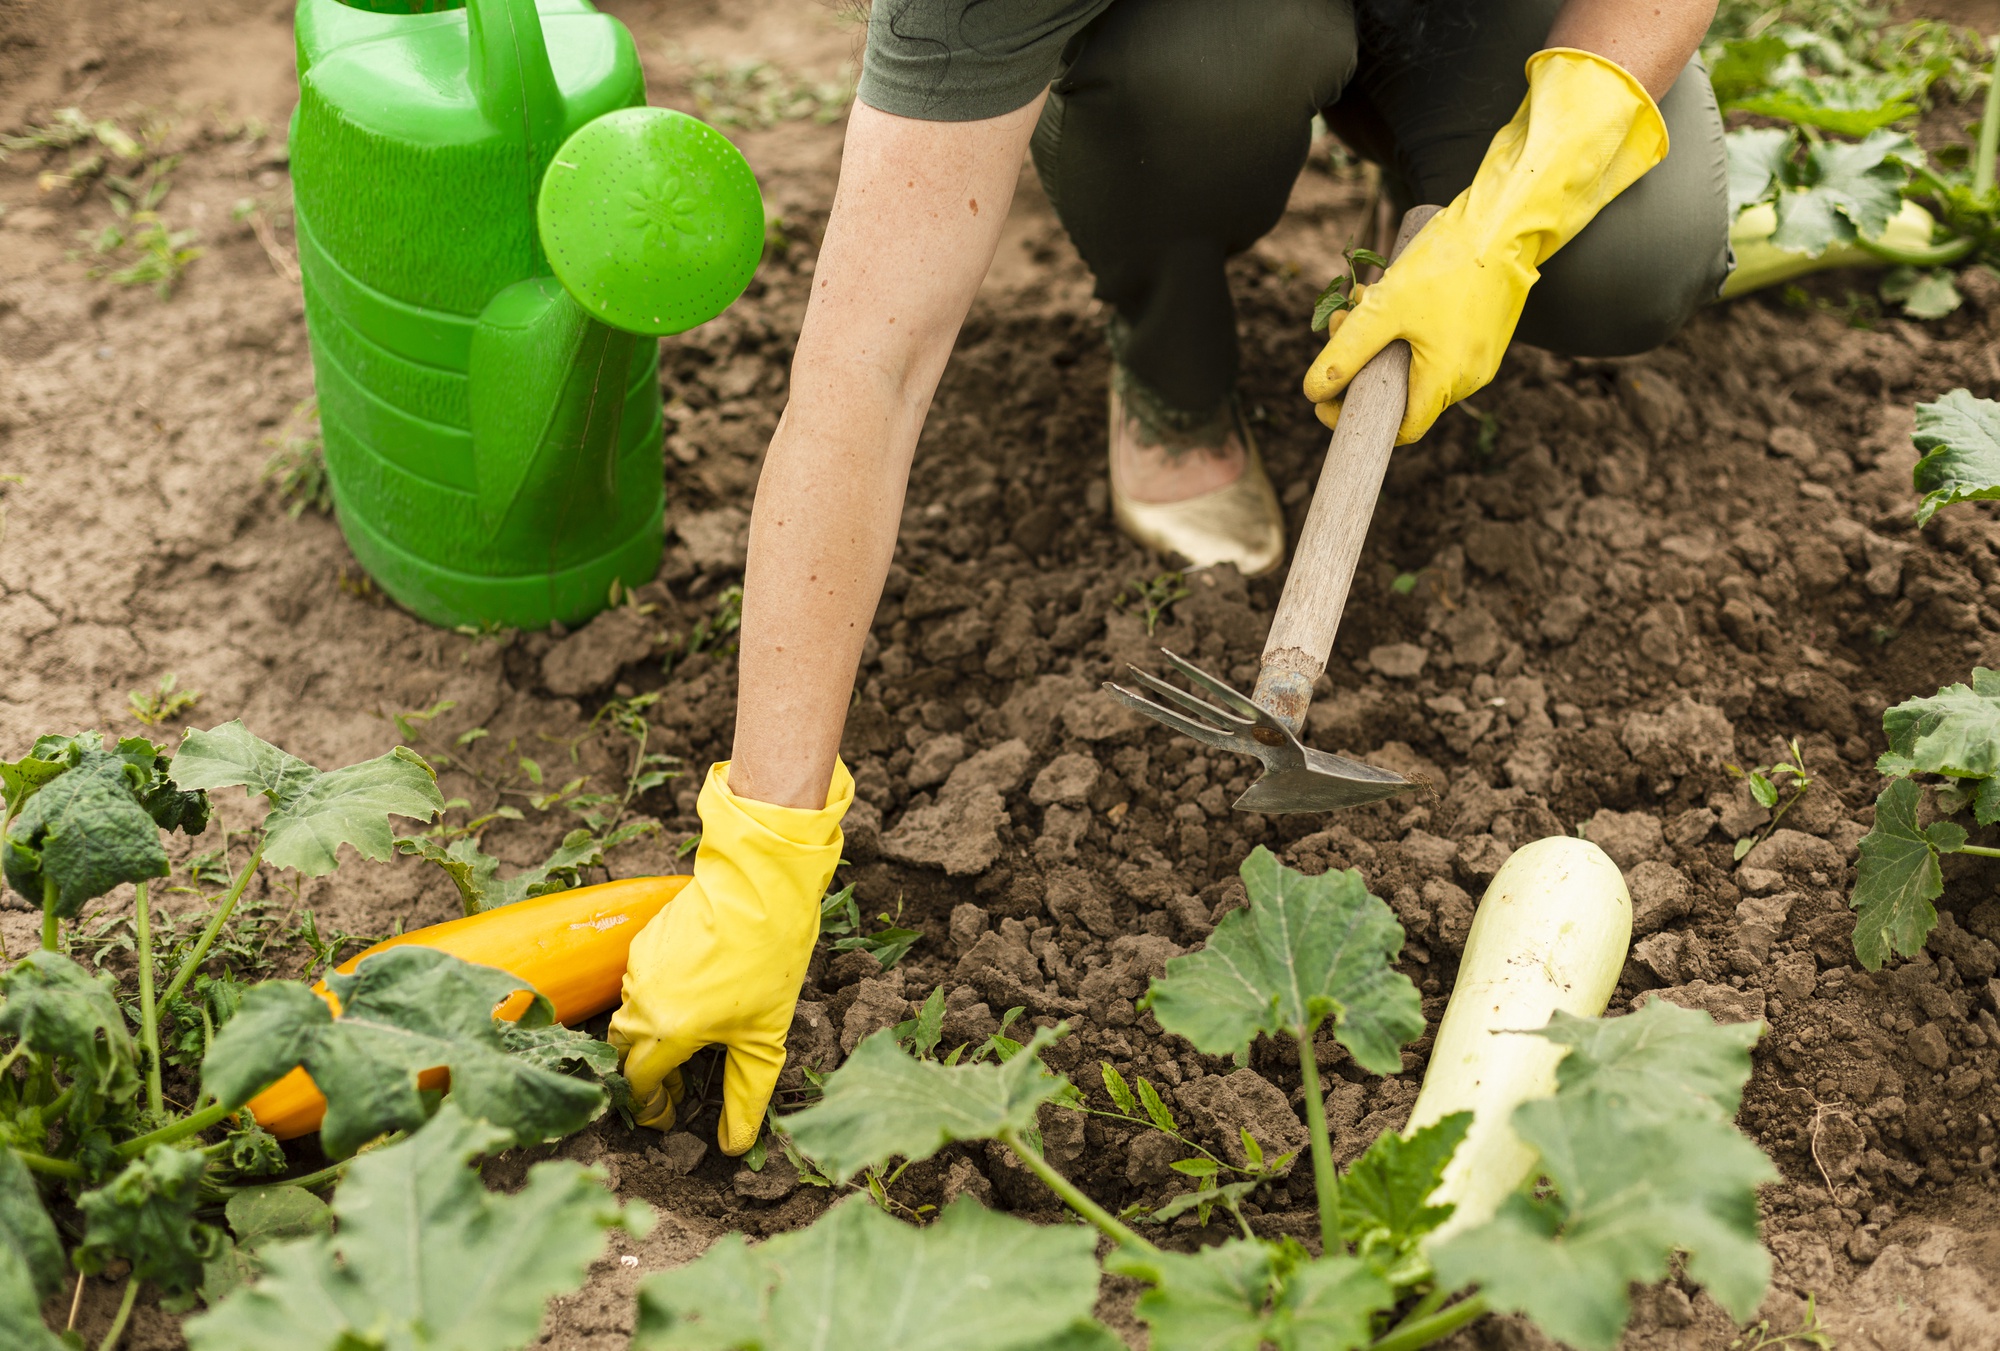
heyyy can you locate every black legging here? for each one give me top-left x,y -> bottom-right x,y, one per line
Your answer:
1029,0 -> 1731,425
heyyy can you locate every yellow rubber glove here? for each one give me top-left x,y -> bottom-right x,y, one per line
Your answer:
607,758 -> 852,1154
1304,49 -> 1669,445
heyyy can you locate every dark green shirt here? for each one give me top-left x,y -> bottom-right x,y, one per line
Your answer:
857,0 -> 1113,121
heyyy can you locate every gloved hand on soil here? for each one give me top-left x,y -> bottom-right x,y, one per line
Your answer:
1303,48 -> 1668,445
608,759 -> 853,1154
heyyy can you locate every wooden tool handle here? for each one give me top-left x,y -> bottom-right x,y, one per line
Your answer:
1253,204 -> 1440,735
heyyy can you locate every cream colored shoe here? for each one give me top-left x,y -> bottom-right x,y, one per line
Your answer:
1108,389 -> 1287,578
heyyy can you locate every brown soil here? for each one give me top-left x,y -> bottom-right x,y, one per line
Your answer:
5,2 -> 2000,1349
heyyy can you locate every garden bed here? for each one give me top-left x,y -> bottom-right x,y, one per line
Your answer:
2,0 -> 1998,1347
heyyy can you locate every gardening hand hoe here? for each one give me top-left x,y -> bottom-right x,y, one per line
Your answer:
1105,204 -> 1440,814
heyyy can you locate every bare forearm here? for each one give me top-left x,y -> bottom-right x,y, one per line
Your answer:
727,98 -> 1043,809
1547,0 -> 1715,98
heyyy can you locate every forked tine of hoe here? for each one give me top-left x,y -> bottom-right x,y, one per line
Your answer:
1118,663 -> 1253,735
1103,673 -> 1257,756
1156,649 -> 1264,722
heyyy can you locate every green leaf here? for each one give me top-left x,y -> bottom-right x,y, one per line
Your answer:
0,1149 -> 65,1349
1709,34 -> 1799,104
172,722 -> 443,876
1734,75 -> 1921,135
200,947 -> 607,1158
1337,1112 -> 1470,1274
2,741 -> 171,915
1912,390 -> 2000,525
1881,266 -> 1962,319
1171,1157 -> 1221,1178
396,827 -> 604,916
208,1118 -> 289,1183
1852,778 -> 1958,969
782,1028 -> 1070,1183
633,1195 -> 1106,1351
77,1144 -> 220,1297
835,923 -> 923,969
0,949 -> 139,1128
1143,847 -> 1422,1072
893,986 -> 947,1058
1108,1240 -> 1392,1351
0,735 -> 77,815
1725,126 -> 1794,215
1100,1062 -> 1138,1115
1434,1002 -> 1776,1351
1769,131 -> 1914,255
1136,1076 -> 1179,1133
1142,1179 -> 1258,1226
186,1102 -> 644,1351
227,1185 -> 333,1251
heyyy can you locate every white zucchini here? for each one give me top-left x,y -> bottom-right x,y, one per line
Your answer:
1406,836 -> 1631,1246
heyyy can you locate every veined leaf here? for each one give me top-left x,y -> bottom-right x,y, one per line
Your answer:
1100,1061 -> 1138,1115
200,947 -> 607,1158
0,950 -> 140,1130
76,1144 -> 220,1297
1143,848 -> 1422,1073
1912,390 -> 2000,526
1881,667 -> 2000,779
634,1195 -> 1106,1351
2,740 -> 172,915
1108,1240 -> 1392,1351
1852,778 -> 1965,968
1338,1112 -> 1470,1276
0,734 -> 77,815
1709,33 -> 1801,104
186,1103 -> 645,1351
1433,1002 -> 1775,1351
200,1185 -> 334,1307
782,1028 -> 1068,1183
1725,127 -> 1794,215
172,722 -> 443,877
0,1149 -> 65,1351
397,827 -> 604,916
1880,266 -> 1961,320
1733,75 -> 1921,135
1769,131 -> 1914,255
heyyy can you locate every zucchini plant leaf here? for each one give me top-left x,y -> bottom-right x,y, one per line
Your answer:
1880,667 -> 2000,781
1142,847 -> 1422,1072
1433,1001 -> 1776,1351
2,738 -> 175,916
397,827 -> 604,915
1880,266 -> 1962,320
1852,778 -> 1965,969
200,947 -> 608,1158
1337,1111 -> 1470,1277
0,1148 -> 65,1351
782,1027 -> 1069,1183
186,1102 -> 645,1351
1911,390 -> 2000,526
0,949 -> 140,1129
76,1144 -> 221,1297
1725,126 -> 1793,215
633,1194 -> 1108,1351
172,722 -> 443,877
0,734 -> 78,815
1733,75 -> 1921,136
200,1183 -> 338,1307
1770,131 -> 1914,255
1107,1239 -> 1391,1351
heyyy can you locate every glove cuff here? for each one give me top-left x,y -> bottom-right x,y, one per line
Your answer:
705,759 -> 854,851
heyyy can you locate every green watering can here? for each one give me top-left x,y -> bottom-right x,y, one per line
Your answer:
291,0 -> 763,629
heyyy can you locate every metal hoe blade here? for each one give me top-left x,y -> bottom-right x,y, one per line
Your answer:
1103,650 -> 1413,814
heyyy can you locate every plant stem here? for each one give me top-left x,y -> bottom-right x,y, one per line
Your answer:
1295,1029 -> 1340,1252
134,882 -> 163,1119
1976,40 -> 2000,200
96,1275 -> 140,1351
42,877 -> 59,952
158,842 -> 264,1011
11,1148 -> 85,1179
208,1155 -> 351,1198
997,1126 -> 1159,1255
1368,1294 -> 1489,1351
117,1099 -> 233,1158
1957,844 -> 2000,858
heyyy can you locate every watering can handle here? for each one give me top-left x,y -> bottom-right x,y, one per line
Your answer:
466,0 -> 566,159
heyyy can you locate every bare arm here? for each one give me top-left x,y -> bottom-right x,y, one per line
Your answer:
727,97 -> 1045,809
1547,0 -> 1716,99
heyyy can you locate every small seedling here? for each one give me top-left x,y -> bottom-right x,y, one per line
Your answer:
1311,241 -> 1390,331
128,674 -> 200,727
261,401 -> 331,519
1726,737 -> 1815,860
1118,572 -> 1190,636
673,585 -> 744,668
